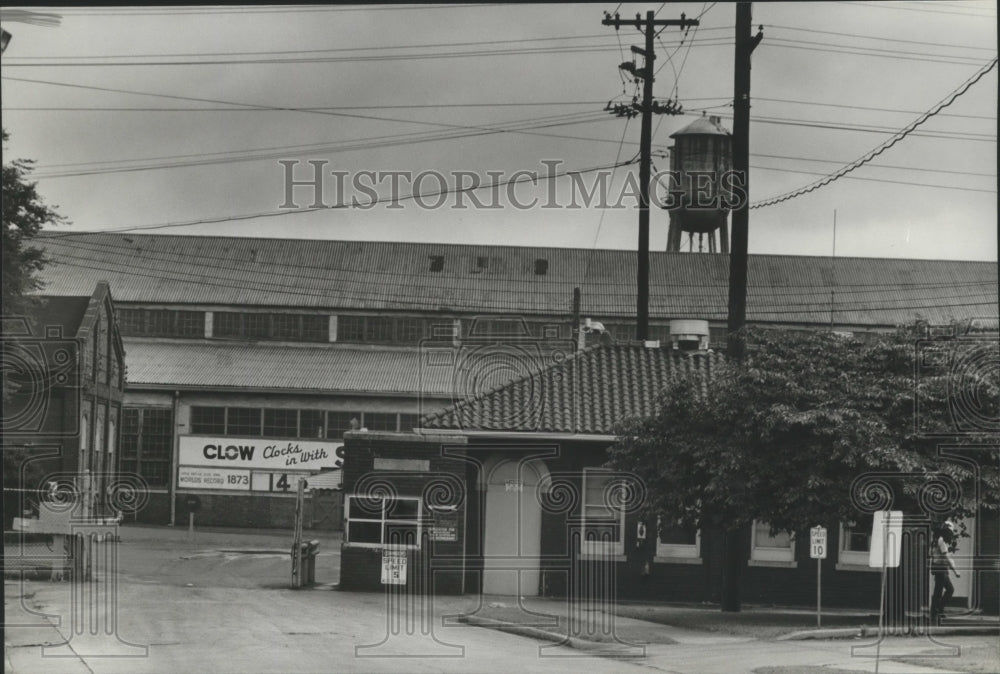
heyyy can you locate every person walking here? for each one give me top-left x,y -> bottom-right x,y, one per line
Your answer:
930,519 -> 960,622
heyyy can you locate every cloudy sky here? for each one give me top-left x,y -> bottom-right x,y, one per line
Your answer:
1,2 -> 996,260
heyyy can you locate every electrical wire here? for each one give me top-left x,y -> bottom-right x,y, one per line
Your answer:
38,157 -> 640,237
751,57 -> 999,209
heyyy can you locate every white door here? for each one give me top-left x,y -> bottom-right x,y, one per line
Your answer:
482,458 -> 547,596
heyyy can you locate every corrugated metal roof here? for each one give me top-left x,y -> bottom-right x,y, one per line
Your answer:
421,343 -> 723,435
37,232 -> 997,327
124,339 -> 455,396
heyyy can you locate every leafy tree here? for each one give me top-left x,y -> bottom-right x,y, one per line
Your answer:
2,127 -> 66,317
608,326 -> 998,607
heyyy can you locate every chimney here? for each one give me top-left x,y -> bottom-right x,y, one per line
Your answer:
669,319 -> 710,351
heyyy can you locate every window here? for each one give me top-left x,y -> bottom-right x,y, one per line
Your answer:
177,311 -> 204,337
272,314 -> 300,340
301,315 -> 328,342
750,520 -> 796,565
398,414 -> 421,433
191,407 -> 226,434
656,518 -> 701,561
243,313 -> 269,339
300,410 -> 325,439
214,312 -> 242,338
839,516 -> 874,568
327,412 -> 361,440
366,317 -> 394,343
338,316 -> 365,342
364,412 -> 397,432
345,495 -> 422,548
534,258 -> 548,275
263,409 -> 298,437
429,255 -> 444,272
397,319 -> 424,344
581,469 -> 625,556
120,407 -> 173,488
119,308 -> 144,335
227,407 -> 262,436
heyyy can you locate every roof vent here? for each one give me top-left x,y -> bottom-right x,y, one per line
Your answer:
669,319 -> 710,351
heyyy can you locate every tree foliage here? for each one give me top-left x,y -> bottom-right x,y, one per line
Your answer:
608,326 -> 999,536
2,128 -> 66,316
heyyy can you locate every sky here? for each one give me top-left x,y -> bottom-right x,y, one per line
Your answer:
1,2 -> 997,261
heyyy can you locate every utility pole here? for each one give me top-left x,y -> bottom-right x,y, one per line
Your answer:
722,2 -> 763,614
603,10 -> 696,341
725,3 -> 762,361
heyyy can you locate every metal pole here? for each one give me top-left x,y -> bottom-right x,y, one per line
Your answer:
817,557 -> 822,627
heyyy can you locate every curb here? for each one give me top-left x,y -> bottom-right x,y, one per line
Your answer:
777,625 -> 1000,641
457,615 -> 640,655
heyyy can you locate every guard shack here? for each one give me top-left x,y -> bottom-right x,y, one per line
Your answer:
339,431 -> 469,595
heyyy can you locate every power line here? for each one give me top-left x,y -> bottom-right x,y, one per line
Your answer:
1,32 -> 620,60
751,164 -> 996,195
767,23 -> 997,52
751,57 -> 999,209
831,1 -> 997,18
38,157 -> 640,236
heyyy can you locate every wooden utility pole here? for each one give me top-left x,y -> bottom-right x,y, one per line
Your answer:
722,2 -> 763,614
603,10 -> 697,341
725,3 -> 762,361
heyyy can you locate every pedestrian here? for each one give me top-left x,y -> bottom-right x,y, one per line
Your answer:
929,519 -> 960,622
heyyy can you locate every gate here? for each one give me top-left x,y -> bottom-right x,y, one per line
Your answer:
311,489 -> 343,531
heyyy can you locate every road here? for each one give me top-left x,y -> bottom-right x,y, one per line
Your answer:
4,524 -> 996,674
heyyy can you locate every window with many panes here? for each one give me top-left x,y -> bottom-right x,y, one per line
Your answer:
581,469 -> 625,556
326,412 -> 361,439
227,407 -> 262,436
115,308 -> 206,338
364,412 -> 397,432
398,414 -> 421,433
345,495 -> 422,548
190,407 -> 226,434
214,312 -> 242,338
120,407 -> 173,488
263,409 -> 298,437
300,410 -> 325,439
336,315 -> 428,345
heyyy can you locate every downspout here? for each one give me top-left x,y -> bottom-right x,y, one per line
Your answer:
169,390 -> 180,526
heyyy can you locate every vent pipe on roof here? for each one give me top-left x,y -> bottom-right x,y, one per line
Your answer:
669,319 -> 710,351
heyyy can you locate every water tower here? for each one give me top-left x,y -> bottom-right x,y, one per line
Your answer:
664,113 -> 732,253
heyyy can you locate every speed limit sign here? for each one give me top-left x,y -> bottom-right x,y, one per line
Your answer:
810,526 -> 827,559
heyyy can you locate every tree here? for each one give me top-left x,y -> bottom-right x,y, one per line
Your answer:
608,326 -> 998,608
2,127 -> 66,317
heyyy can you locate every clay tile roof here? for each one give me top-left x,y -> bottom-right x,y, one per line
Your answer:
420,342 -> 724,435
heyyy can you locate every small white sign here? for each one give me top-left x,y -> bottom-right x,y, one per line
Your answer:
177,466 -> 250,491
869,510 -> 903,568
810,526 -> 827,559
381,549 -> 407,585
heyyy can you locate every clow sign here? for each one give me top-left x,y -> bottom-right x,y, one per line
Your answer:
810,526 -> 827,559
179,436 -> 343,471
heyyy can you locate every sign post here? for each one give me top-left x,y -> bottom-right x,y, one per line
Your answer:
869,510 -> 903,674
810,526 -> 827,627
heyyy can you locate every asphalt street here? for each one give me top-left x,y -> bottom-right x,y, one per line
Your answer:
4,524 -> 997,674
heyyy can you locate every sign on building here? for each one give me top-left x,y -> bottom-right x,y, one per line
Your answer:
178,436 -> 343,471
